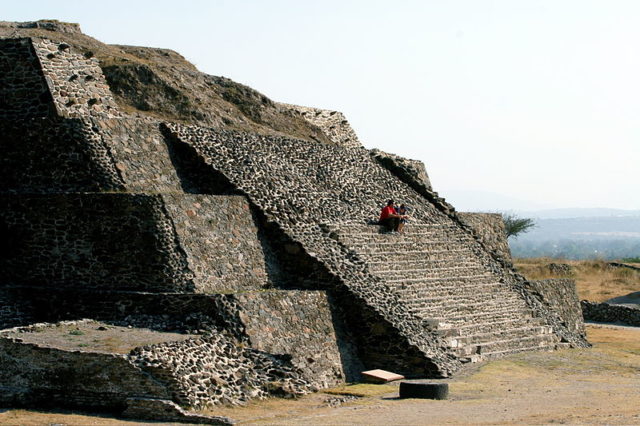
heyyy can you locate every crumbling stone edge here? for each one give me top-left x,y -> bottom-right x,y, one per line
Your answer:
122,397 -> 234,425
581,301 -> 640,327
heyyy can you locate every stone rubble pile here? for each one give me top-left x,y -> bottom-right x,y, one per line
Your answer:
129,333 -> 313,408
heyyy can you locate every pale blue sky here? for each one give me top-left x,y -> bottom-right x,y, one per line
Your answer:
5,1 -> 640,210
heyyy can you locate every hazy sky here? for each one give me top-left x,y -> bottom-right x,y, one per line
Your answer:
6,1 -> 640,210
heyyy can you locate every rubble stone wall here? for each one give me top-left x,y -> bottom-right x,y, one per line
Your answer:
1,287 -> 357,386
524,279 -> 586,338
0,117 -> 125,193
234,291 -> 350,387
31,38 -> 119,118
0,193 -> 194,292
130,333 -> 313,408
160,194 -> 269,293
93,118 -> 186,193
0,38 -> 55,120
0,338 -> 170,409
0,193 -> 269,293
581,301 -> 640,327
278,103 -> 362,148
457,213 -> 512,262
369,149 -> 433,192
0,289 -> 35,329
0,330 -> 312,412
0,116 -> 191,195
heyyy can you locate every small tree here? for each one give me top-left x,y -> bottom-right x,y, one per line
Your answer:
502,213 -> 536,238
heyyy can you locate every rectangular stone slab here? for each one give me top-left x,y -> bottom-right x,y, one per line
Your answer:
361,369 -> 405,383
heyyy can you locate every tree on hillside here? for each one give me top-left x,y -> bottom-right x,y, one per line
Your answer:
503,213 -> 536,238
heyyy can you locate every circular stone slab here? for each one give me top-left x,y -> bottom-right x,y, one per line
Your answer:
399,381 -> 449,400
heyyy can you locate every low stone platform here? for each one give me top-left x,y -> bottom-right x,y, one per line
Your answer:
1,319 -> 195,354
0,319 -> 313,412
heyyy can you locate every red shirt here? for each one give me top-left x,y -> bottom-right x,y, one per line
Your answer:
380,206 -> 396,221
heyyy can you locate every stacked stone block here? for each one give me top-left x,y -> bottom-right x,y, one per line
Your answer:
0,38 -> 55,120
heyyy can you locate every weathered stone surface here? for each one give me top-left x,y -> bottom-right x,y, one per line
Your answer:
0,38 -> 56,120
0,289 -> 355,389
122,398 -> 233,425
32,37 -> 120,119
370,148 -> 432,191
0,20 -> 82,34
547,263 -> 574,276
457,213 -> 512,263
524,279 -> 587,339
582,300 -> 640,327
0,194 -> 269,293
0,321 -> 314,411
0,335 -> 171,409
279,103 -> 362,148
164,121 -> 588,374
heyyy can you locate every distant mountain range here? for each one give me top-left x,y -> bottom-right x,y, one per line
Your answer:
516,208 -> 640,219
442,190 -> 640,259
508,215 -> 640,260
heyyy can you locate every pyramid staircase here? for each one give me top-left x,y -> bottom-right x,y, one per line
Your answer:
331,223 -> 559,362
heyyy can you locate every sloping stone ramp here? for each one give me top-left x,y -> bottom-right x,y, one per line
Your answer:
163,123 -> 568,374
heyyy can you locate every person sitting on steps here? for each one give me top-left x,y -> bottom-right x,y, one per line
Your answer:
396,203 -> 409,233
379,199 -> 407,233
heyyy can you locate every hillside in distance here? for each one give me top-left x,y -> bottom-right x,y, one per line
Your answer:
510,215 -> 640,260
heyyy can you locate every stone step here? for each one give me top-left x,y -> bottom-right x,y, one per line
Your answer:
385,274 -> 497,286
330,223 -> 454,234
370,266 -> 490,280
368,260 -> 481,272
339,234 -> 472,246
460,341 -> 557,363
391,282 -> 508,299
445,324 -> 554,349
347,241 -> 475,253
421,308 -> 536,326
362,250 -> 478,263
412,298 -> 530,320
407,292 -> 526,310
435,316 -> 548,338
456,333 -> 558,358
416,298 -> 530,315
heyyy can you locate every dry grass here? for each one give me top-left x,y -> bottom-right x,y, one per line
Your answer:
514,257 -> 640,302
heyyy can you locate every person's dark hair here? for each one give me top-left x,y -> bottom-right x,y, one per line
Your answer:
387,199 -> 394,206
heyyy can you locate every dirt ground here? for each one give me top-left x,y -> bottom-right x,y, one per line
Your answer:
0,320 -> 194,354
2,323 -> 639,425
